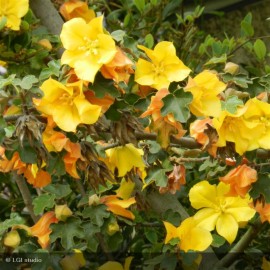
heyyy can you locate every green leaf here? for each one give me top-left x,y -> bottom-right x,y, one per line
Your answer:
145,228 -> 158,244
31,250 -> 62,270
204,54 -> 227,66
222,73 -> 252,88
20,75 -> 38,90
0,16 -> 7,31
50,217 -> 85,250
162,0 -> 183,19
111,30 -> 126,42
43,184 -> 72,199
221,95 -> 244,114
82,222 -> 100,252
211,234 -> 226,248
39,60 -> 60,81
161,89 -> 192,123
144,166 -> 170,187
240,12 -> 254,37
254,39 -> 266,61
145,33 -> 154,49
33,194 -> 56,215
91,73 -> 119,98
0,213 -> 25,235
250,174 -> 270,203
134,0 -> 145,13
82,205 -> 110,226
18,144 -> 37,163
46,153 -> 66,176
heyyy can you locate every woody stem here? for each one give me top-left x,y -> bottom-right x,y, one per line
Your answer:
14,173 -> 39,223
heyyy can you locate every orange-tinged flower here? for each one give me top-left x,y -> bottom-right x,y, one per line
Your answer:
0,0 -> 29,30
135,41 -> 190,90
141,89 -> 186,148
30,212 -> 58,249
59,0 -> 95,22
190,118 -> 217,157
100,195 -> 136,220
19,164 -> 51,188
0,150 -> 24,173
252,201 -> 270,223
100,47 -> 134,83
184,70 -> 226,117
60,16 -> 117,82
163,217 -> 212,252
34,78 -> 101,132
159,164 -> 186,194
219,165 -> 257,197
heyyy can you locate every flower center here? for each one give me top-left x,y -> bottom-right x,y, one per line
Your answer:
79,37 -> 100,56
153,63 -> 165,76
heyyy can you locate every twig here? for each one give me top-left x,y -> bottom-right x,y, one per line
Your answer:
76,180 -> 86,197
170,156 -> 209,163
13,173 -> 39,223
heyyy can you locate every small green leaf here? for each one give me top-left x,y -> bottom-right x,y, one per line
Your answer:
50,217 -> 85,249
46,153 -> 66,176
33,194 -> 56,215
0,213 -> 25,235
254,39 -> 267,61
250,174 -> 270,203
82,205 -> 110,226
204,54 -> 227,66
18,144 -> 37,163
43,184 -> 72,199
20,75 -> 39,90
144,166 -> 170,187
221,95 -> 244,114
145,33 -> 154,49
161,89 -> 192,123
211,234 -> 226,248
111,30 -> 126,42
145,228 -> 158,244
241,13 -> 254,37
0,16 -> 7,31
134,0 -> 145,13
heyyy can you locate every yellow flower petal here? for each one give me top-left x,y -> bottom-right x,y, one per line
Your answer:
163,221 -> 178,244
189,180 -> 218,209
193,208 -> 220,231
116,179 -> 135,200
216,213 -> 238,244
99,261 -> 123,270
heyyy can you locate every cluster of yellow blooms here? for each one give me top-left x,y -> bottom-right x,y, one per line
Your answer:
3,0 -> 269,256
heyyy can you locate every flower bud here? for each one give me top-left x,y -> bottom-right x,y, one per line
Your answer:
4,230 -> 21,248
224,62 -> 240,75
88,194 -> 100,206
60,249 -> 85,270
107,221 -> 120,236
55,204 -> 72,221
38,39 -> 52,51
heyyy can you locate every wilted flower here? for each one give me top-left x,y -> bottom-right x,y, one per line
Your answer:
60,16 -> 117,82
252,201 -> 270,223
0,0 -> 29,30
59,0 -> 95,22
30,212 -> 58,249
163,217 -> 212,252
60,249 -> 86,270
55,204 -> 73,221
100,195 -> 136,220
189,181 -> 256,243
219,164 -> 257,197
34,78 -> 101,132
135,41 -> 190,90
141,89 -> 186,148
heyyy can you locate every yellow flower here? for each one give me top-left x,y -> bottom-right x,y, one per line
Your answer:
99,257 -> 133,270
60,249 -> 86,270
189,181 -> 256,244
33,78 -> 101,132
242,98 -> 270,150
4,230 -> 21,248
60,16 -> 117,82
0,0 -> 29,30
213,98 -> 270,155
163,217 -> 212,252
135,41 -> 191,90
105,143 -> 145,177
184,70 -> 226,117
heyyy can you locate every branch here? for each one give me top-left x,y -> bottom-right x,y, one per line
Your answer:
214,218 -> 264,268
13,173 -> 39,223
